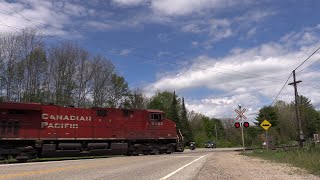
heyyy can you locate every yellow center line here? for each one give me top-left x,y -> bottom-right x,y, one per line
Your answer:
0,156 -> 154,179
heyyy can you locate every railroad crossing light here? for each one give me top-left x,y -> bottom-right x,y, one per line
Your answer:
243,122 -> 249,128
235,122 -> 240,128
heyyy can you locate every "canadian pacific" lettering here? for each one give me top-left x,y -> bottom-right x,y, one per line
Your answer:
42,113 -> 92,121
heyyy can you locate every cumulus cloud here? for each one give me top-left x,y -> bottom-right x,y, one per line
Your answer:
0,0 -> 93,37
143,26 -> 320,119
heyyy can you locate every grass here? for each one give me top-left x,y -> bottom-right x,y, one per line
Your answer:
245,144 -> 320,176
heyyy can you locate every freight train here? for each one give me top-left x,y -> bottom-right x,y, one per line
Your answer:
0,102 -> 184,161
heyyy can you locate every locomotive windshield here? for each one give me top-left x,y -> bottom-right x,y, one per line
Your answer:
150,113 -> 162,121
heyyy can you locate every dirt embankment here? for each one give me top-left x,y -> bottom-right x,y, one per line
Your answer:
195,151 -> 320,180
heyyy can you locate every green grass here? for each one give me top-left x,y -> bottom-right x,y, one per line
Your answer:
245,145 -> 320,176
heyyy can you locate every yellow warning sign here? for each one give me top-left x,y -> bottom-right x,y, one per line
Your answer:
260,120 -> 272,131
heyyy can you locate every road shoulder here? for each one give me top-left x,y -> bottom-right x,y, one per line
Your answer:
195,151 -> 320,180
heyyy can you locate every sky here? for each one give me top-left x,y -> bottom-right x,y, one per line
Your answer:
0,0 -> 320,122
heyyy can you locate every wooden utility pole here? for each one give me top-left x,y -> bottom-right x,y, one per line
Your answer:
215,124 -> 218,141
288,70 -> 304,147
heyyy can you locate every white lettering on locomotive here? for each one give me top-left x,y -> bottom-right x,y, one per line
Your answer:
41,122 -> 79,129
42,113 -> 91,121
151,122 -> 163,126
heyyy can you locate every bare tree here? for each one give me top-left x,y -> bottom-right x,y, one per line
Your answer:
74,49 -> 93,107
48,42 -> 79,106
91,55 -> 115,107
0,32 -> 20,101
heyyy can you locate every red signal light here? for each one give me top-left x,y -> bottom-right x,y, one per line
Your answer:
235,122 -> 240,128
243,122 -> 249,128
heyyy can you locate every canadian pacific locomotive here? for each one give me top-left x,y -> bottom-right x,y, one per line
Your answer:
0,102 -> 184,161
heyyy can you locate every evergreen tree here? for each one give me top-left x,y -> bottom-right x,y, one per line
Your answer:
181,97 -> 194,142
169,91 -> 181,130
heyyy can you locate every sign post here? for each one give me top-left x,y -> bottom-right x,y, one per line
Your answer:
235,104 -> 247,153
260,119 -> 272,150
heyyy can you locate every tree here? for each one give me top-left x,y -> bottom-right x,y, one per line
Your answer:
297,95 -> 320,138
169,91 -> 181,129
148,91 -> 176,113
255,106 -> 278,127
48,42 -> 79,106
123,88 -> 148,109
108,74 -> 129,108
181,97 -> 194,142
91,55 -> 115,107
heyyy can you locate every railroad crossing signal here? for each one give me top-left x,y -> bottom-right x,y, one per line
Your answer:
260,119 -> 272,131
234,122 -> 250,128
243,122 -> 249,128
235,108 -> 247,120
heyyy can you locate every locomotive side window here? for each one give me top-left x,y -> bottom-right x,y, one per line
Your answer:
97,110 -> 107,117
150,113 -> 162,121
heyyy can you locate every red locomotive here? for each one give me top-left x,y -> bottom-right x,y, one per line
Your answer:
0,102 -> 184,161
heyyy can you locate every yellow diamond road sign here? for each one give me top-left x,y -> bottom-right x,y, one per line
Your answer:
260,120 -> 272,131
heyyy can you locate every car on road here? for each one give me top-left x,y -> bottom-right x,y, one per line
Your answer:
205,141 -> 216,148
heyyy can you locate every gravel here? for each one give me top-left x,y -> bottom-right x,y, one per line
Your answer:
195,151 -> 320,180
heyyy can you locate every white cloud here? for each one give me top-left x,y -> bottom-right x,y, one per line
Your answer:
0,0 -> 87,37
246,27 -> 256,37
112,0 -> 148,6
151,0 -> 242,16
119,49 -> 132,56
143,25 -> 320,119
157,33 -> 170,42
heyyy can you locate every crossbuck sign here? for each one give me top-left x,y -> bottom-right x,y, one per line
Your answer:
235,108 -> 247,120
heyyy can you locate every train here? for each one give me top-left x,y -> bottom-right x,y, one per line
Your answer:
0,101 -> 184,161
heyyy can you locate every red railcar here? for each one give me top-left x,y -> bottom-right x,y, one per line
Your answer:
0,102 -> 184,161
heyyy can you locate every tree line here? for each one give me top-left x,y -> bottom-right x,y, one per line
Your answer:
255,95 -> 320,145
0,29 -> 132,108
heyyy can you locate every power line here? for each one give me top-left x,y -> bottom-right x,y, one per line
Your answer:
294,46 -> 320,71
0,21 -> 292,86
296,57 -> 320,74
0,2 -> 307,90
270,72 -> 292,106
0,4 -> 297,82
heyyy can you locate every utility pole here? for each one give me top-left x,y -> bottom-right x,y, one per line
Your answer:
288,70 -> 304,147
215,124 -> 218,141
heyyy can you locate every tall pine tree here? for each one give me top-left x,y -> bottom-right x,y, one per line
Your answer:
181,97 -> 194,142
169,91 -> 181,130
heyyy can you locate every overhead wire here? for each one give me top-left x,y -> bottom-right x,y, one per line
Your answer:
296,57 -> 320,74
1,1 -> 313,105
270,72 -> 292,106
0,20 -> 291,85
0,3 -> 297,83
294,46 -> 320,71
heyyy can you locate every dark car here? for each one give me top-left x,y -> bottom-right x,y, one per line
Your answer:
205,141 -> 216,148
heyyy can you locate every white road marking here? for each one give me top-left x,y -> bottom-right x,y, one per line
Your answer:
159,155 -> 205,180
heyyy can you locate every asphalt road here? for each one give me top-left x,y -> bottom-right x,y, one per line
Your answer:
0,148 -> 235,180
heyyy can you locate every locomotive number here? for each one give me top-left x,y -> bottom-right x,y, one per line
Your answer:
151,122 -> 163,126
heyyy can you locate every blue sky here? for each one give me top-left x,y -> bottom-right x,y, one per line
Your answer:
1,0 -> 320,120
